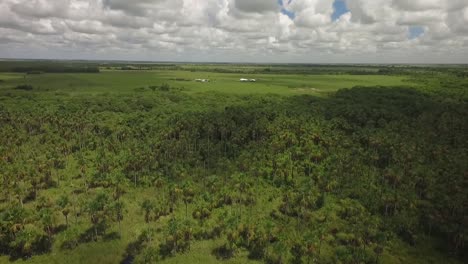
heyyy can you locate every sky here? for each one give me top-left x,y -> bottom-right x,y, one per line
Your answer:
0,0 -> 467,63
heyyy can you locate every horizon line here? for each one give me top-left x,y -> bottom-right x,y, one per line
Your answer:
0,57 -> 467,66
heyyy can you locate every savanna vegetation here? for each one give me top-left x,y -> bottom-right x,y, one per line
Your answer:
0,60 -> 466,264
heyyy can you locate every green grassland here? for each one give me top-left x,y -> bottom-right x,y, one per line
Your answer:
0,70 -> 412,96
0,62 -> 466,264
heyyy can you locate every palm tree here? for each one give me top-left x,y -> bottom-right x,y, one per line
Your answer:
111,200 -> 125,236
374,245 -> 384,263
57,194 -> 70,227
169,186 -> 182,216
110,171 -> 126,200
14,180 -> 29,208
182,182 -> 195,219
141,199 -> 154,223
39,208 -> 54,241
62,226 -> 80,249
87,192 -> 110,241
12,224 -> 48,257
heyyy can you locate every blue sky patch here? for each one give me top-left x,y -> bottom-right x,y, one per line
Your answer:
409,26 -> 424,39
281,8 -> 296,19
332,0 -> 349,21
278,0 -> 295,19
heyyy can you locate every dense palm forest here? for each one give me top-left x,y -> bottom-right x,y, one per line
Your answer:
0,64 -> 467,263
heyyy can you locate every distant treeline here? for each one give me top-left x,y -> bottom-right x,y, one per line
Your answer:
12,66 -> 99,74
0,61 -> 100,73
0,60 -> 466,77
184,67 -> 378,75
184,65 -> 468,76
99,63 -> 179,71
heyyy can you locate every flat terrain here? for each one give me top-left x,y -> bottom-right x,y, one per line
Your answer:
0,70 -> 412,95
0,62 -> 466,264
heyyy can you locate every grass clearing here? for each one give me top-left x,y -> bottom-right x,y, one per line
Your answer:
0,71 -> 414,96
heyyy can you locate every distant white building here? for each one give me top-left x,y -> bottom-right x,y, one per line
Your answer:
195,79 -> 209,82
240,78 -> 256,82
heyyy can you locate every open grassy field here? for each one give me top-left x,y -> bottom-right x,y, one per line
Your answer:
0,62 -> 466,264
0,70 -> 413,96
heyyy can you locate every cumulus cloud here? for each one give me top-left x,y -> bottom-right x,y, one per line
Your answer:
0,0 -> 466,63
392,0 -> 441,12
10,0 -> 71,19
291,0 -> 334,27
233,0 -> 279,14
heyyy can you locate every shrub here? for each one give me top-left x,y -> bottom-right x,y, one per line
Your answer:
15,84 -> 33,90
212,243 -> 236,260
9,224 -> 52,258
159,83 -> 170,91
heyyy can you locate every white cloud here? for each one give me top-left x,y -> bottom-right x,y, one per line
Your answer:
232,0 -> 279,14
11,0 -> 71,19
392,0 -> 441,12
0,0 -> 466,63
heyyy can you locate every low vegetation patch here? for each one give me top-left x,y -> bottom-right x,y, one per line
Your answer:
14,84 -> 33,90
